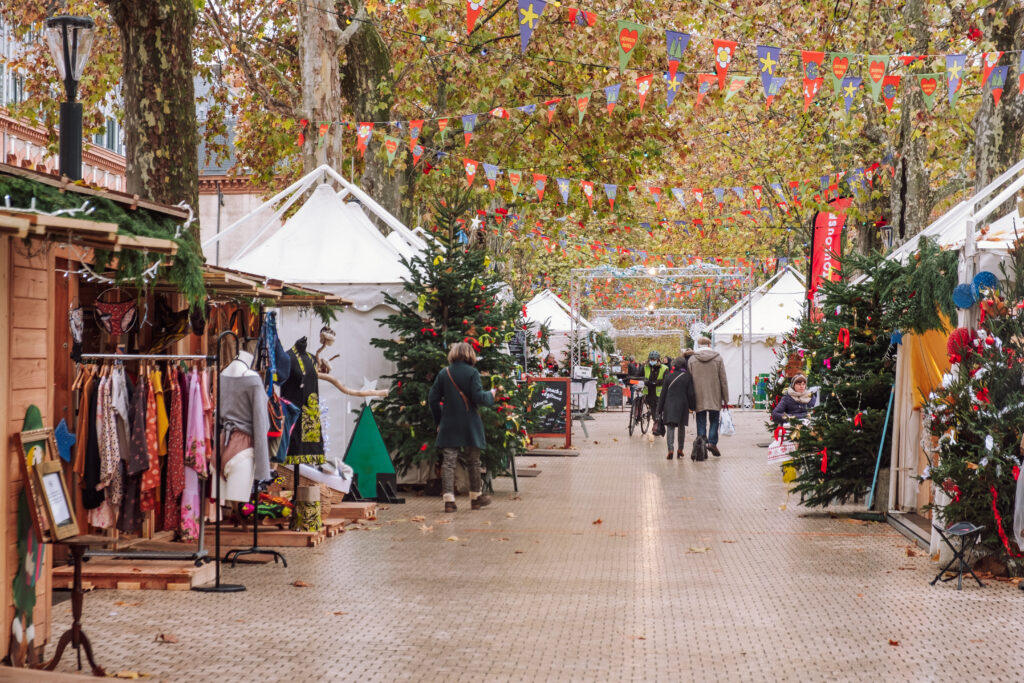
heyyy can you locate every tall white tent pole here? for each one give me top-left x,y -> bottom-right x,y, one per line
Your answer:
228,171 -> 328,264
322,165 -> 423,245
201,167 -> 322,249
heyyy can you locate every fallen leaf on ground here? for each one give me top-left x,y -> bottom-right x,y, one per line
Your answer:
333,611 -> 348,616
856,593 -> 864,598
435,519 -> 452,524
779,504 -> 787,511
969,639 -> 984,643
506,512 -> 516,518
888,639 -> 900,647
687,547 -> 711,554
292,580 -> 312,588
514,550 -> 524,554
722,540 -> 736,544
612,438 -> 618,442
842,518 -> 869,525
114,672 -> 143,679
593,441 -> 599,444
509,495 -> 522,501
610,532 -> 627,537
446,536 -> 459,542
906,547 -> 925,557
482,520 -> 492,526
155,633 -> 178,644
410,515 -> 425,523
592,518 -> 603,525
528,463 -> 538,468
627,635 -> 646,640
114,601 -> 142,607
418,524 -> 433,533
491,537 -> 510,542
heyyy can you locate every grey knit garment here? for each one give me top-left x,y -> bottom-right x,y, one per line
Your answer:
218,373 -> 272,482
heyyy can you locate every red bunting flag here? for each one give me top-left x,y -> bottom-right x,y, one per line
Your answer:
636,75 -> 654,112
533,173 -> 547,201
751,185 -> 763,208
801,51 -> 824,111
567,7 -> 596,26
297,118 -> 308,147
356,122 -> 373,157
692,188 -> 704,210
712,39 -> 737,90
490,107 -> 510,119
408,119 -> 424,152
437,118 -> 449,140
466,0 -> 484,34
649,186 -> 662,212
580,180 -> 595,208
982,51 -> 1003,87
463,158 -> 479,187
544,98 -> 561,124
695,74 -> 717,107
881,75 -> 900,112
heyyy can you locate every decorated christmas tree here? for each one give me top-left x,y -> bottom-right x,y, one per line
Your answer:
922,238 -> 1024,568
778,274 -> 896,507
371,187 -> 542,480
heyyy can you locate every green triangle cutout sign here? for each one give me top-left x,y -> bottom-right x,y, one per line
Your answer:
343,405 -> 395,497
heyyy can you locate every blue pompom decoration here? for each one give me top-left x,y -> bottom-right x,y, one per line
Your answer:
972,271 -> 999,299
952,283 -> 976,309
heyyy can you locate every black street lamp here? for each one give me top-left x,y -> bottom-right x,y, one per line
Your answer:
44,15 -> 95,181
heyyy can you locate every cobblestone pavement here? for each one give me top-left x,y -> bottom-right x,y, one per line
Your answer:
49,410 -> 1024,682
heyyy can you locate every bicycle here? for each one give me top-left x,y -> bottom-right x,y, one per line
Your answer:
626,380 -> 652,436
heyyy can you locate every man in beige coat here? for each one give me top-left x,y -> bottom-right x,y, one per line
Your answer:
688,337 -> 729,456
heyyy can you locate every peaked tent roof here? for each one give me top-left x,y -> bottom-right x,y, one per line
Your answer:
525,289 -> 594,333
204,164 -> 423,285
709,266 -> 806,339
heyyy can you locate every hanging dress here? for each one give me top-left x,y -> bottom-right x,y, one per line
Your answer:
140,373 -> 161,513
79,371 -> 105,510
163,366 -> 186,532
119,373 -> 149,534
281,341 -> 325,465
180,369 -> 207,541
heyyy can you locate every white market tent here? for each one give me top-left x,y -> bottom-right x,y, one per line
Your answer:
881,158 -> 1024,552
525,289 -> 595,359
708,266 -> 806,405
202,164 -> 424,457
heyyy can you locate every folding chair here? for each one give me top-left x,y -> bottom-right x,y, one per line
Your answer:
930,522 -> 985,590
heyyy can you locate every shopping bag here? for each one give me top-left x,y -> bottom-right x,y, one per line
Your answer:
719,408 -> 736,437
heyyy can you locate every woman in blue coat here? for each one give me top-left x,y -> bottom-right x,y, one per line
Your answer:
771,375 -> 817,424
428,342 -> 495,513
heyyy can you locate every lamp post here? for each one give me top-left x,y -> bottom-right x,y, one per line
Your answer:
44,15 -> 95,181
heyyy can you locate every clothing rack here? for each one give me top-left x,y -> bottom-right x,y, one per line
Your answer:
78,352 -> 213,564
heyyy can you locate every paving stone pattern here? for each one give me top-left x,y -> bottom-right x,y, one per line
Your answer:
49,410 -> 1024,681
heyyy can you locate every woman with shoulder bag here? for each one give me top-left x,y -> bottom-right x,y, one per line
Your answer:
428,342 -> 496,513
657,357 -> 697,460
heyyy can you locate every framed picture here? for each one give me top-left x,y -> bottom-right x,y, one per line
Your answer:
16,427 -> 78,542
34,460 -> 79,540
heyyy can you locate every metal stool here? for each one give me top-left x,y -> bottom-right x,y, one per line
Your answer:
930,522 -> 985,590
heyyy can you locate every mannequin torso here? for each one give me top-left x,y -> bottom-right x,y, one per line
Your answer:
222,350 -> 258,378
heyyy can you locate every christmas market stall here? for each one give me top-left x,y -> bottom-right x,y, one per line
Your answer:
203,164 -> 423,461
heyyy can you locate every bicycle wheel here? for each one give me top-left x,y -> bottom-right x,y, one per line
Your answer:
639,404 -> 652,434
627,403 -> 636,436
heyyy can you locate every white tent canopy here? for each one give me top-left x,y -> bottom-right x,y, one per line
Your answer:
525,289 -> 595,360
202,164 -> 422,457
708,266 -> 806,404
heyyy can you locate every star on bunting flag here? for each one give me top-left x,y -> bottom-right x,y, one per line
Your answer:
666,31 -> 690,81
665,71 -> 685,108
517,103 -> 537,115
756,45 -> 781,96
671,187 -> 686,209
841,76 -> 862,113
518,0 -> 546,53
945,54 -> 966,106
557,177 -> 571,204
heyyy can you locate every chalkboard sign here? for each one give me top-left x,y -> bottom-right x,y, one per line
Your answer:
606,384 -> 623,407
508,330 -> 527,362
527,376 -> 571,445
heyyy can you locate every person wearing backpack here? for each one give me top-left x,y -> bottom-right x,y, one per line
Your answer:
428,342 -> 496,513
689,337 -> 729,457
657,358 -> 696,460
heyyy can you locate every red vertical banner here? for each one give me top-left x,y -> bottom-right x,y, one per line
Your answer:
808,198 -> 852,301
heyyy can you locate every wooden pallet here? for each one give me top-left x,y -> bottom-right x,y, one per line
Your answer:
203,525 -> 326,548
329,502 -> 377,521
52,558 -> 214,591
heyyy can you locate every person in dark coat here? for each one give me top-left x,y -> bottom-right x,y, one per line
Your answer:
657,358 -> 697,460
428,342 -> 496,513
771,374 -> 817,424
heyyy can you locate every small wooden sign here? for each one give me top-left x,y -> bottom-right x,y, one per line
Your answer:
16,427 -> 79,542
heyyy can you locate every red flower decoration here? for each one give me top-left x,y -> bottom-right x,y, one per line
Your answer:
976,387 -> 991,403
420,444 -> 428,451
967,26 -> 982,42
